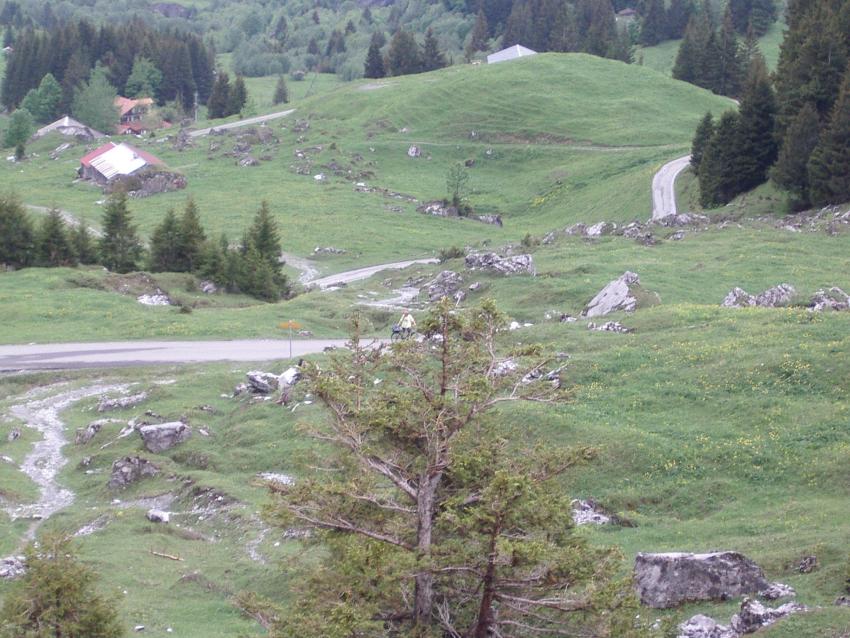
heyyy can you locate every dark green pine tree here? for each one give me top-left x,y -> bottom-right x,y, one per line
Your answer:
70,221 -> 98,265
364,32 -> 386,79
199,234 -> 227,286
0,192 -> 35,269
98,192 -> 142,274
177,197 -> 206,272
387,29 -> 422,76
273,75 -> 288,105
699,110 -> 741,208
713,8 -> 743,96
247,201 -> 282,267
808,69 -> 850,207
421,29 -> 447,72
673,14 -> 708,85
733,55 -> 778,192
666,0 -> 694,39
206,71 -> 230,119
690,111 -> 715,172
728,0 -> 753,33
771,102 -> 820,208
238,247 -> 281,302
148,208 -> 182,272
227,75 -> 247,116
37,208 -> 75,267
640,0 -> 668,46
465,9 -> 490,59
748,0 -> 777,37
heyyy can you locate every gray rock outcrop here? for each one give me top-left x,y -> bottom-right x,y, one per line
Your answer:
146,509 -> 170,523
98,392 -> 148,412
75,421 -> 103,445
722,284 -> 796,308
760,583 -> 796,600
571,499 -> 611,526
246,371 -> 281,394
139,422 -> 192,453
588,321 -> 633,333
582,271 -> 659,318
809,287 -> 850,312
730,598 -> 806,634
678,614 -> 736,638
464,252 -> 535,276
108,456 -> 160,489
0,556 -> 26,580
426,270 -> 464,301
634,551 -> 769,608
657,212 -> 709,227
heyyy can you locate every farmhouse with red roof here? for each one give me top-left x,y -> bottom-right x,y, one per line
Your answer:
78,142 -> 164,184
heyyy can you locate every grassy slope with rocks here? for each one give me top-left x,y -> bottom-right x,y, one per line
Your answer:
1,53 -> 732,269
2,48 -> 850,638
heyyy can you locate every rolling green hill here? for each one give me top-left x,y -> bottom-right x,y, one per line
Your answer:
1,53 -> 733,268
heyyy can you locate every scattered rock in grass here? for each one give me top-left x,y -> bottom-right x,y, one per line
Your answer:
1,455 -> 14,464
199,280 -> 217,294
313,246 -> 346,255
656,213 -> 709,227
721,284 -> 796,308
7,427 -> 20,441
560,314 -> 578,323
634,551 -> 769,608
465,252 -> 535,276
542,231 -> 559,244
74,514 -> 110,537
137,291 -> 171,306
258,472 -> 295,487
79,456 -> 92,467
588,321 -> 633,333
468,282 -> 482,292
808,287 -> 850,312
239,156 -> 260,167
0,556 -> 26,580
835,596 -> 850,607
98,392 -> 148,412
425,270 -> 464,302
760,583 -> 796,600
75,421 -> 104,445
491,359 -> 518,377
108,456 -> 160,489
797,555 -> 817,573
407,145 -> 421,158
246,371 -> 281,394
670,230 -> 686,241
730,597 -> 806,634
146,509 -> 170,523
571,499 -> 611,526
677,614 -> 736,638
582,271 -> 659,318
565,223 -> 587,236
139,422 -> 192,453
585,221 -> 617,237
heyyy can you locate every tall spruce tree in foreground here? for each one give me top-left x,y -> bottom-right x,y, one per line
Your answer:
0,535 -> 123,638
771,102 -> 820,208
228,75 -> 248,116
272,75 -> 288,105
699,111 -> 741,207
268,301 -> 648,638
37,208 -> 76,267
207,71 -> 231,119
99,193 -> 142,273
364,32 -> 386,78
691,112 -> 715,172
808,68 -> 850,207
0,192 -> 34,269
3,108 -> 33,148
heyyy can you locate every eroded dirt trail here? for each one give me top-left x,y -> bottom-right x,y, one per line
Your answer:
5,383 -> 130,541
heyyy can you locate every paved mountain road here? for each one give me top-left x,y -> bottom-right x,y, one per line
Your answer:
0,340 -> 353,371
309,258 -> 439,289
188,108 -> 296,137
651,155 -> 691,220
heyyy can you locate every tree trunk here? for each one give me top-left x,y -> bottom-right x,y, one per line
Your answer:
470,520 -> 500,638
413,473 -> 441,626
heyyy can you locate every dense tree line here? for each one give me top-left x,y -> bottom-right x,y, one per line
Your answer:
366,28 -> 448,78
0,193 -> 290,302
692,0 -> 850,210
206,72 -> 248,119
1,18 -> 213,112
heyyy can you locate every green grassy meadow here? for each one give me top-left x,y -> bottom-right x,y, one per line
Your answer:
2,54 -> 732,267
2,45 -> 850,638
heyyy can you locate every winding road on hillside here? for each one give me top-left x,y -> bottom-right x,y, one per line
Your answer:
188,108 -> 296,138
651,154 -> 691,220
